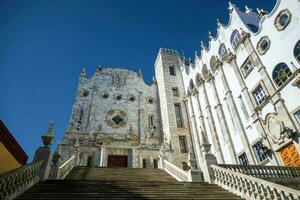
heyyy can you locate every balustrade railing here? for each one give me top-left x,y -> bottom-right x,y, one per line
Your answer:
57,155 -> 77,179
217,164 -> 300,178
212,165 -> 300,200
162,159 -> 189,182
0,161 -> 43,200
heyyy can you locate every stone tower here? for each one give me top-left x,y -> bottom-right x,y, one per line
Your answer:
155,48 -> 194,169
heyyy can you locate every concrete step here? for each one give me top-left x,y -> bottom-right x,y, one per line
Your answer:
15,167 -> 244,200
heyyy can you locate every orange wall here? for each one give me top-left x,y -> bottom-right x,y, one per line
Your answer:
0,142 -> 21,174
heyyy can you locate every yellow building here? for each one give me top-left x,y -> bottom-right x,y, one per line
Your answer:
0,120 -> 28,174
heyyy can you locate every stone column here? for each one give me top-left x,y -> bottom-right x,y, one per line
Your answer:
218,62 -> 254,164
207,74 -> 238,164
186,92 -> 202,166
183,96 -> 199,169
196,86 -> 224,164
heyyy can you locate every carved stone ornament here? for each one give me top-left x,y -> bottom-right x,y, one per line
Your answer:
266,113 -> 285,143
112,74 -> 126,88
106,110 -> 127,128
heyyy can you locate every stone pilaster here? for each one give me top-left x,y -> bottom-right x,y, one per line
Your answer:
198,79 -> 224,164
186,93 -> 202,162
207,74 -> 238,164
196,85 -> 224,164
218,63 -> 254,164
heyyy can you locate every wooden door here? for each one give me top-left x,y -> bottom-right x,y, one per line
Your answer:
279,143 -> 300,166
107,155 -> 128,167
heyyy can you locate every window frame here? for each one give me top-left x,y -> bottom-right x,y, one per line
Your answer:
218,43 -> 228,61
169,66 -> 176,76
252,83 -> 268,106
241,57 -> 255,78
252,141 -> 268,163
238,152 -> 249,165
272,62 -> 293,87
179,136 -> 188,153
256,36 -> 271,55
230,29 -> 241,49
274,9 -> 292,31
174,103 -> 184,128
294,40 -> 300,64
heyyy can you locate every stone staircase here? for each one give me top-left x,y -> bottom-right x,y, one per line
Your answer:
15,166 -> 243,200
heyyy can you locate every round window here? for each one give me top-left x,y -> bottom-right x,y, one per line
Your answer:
128,95 -> 135,102
147,97 -> 154,104
115,94 -> 122,100
101,92 -> 109,99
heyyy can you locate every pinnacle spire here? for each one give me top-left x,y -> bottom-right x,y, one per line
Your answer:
80,67 -> 86,77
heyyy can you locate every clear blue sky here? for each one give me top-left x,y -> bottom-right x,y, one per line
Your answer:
0,0 -> 275,161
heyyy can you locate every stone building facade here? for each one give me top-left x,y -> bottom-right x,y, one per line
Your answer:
59,67 -> 192,169
58,0 -> 300,170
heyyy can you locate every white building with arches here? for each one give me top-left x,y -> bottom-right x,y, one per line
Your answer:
178,0 -> 300,167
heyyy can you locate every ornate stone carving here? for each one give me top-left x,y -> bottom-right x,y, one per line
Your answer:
112,74 -> 126,88
265,113 -> 285,143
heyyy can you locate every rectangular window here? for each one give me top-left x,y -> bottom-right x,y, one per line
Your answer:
253,84 -> 267,105
142,159 -> 147,168
153,159 -> 158,169
182,162 -> 189,171
169,66 -> 176,76
179,136 -> 188,153
252,141 -> 268,163
174,104 -> 184,128
238,152 -> 249,165
294,109 -> 300,124
241,57 -> 254,77
172,87 -> 179,96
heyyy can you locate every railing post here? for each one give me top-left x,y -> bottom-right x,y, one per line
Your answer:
32,122 -> 55,181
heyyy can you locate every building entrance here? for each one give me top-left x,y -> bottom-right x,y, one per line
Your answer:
107,155 -> 128,167
279,143 -> 300,166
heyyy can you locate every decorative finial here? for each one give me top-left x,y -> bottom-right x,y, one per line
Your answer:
42,122 -> 55,147
245,6 -> 252,13
137,68 -> 143,77
194,50 -> 198,57
216,18 -> 222,28
80,67 -> 86,77
208,31 -> 213,40
200,41 -> 205,50
257,8 -> 267,18
228,2 -> 235,12
96,64 -> 102,73
181,49 -> 185,59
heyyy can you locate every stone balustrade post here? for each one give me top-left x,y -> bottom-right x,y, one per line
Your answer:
33,122 -> 55,181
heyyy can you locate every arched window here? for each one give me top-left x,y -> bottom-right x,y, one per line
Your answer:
247,24 -> 259,32
230,29 -> 241,49
185,65 -> 190,75
272,63 -> 292,87
202,64 -> 209,78
218,43 -> 228,60
195,73 -> 202,86
189,79 -> 195,89
210,56 -> 218,72
294,40 -> 300,63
